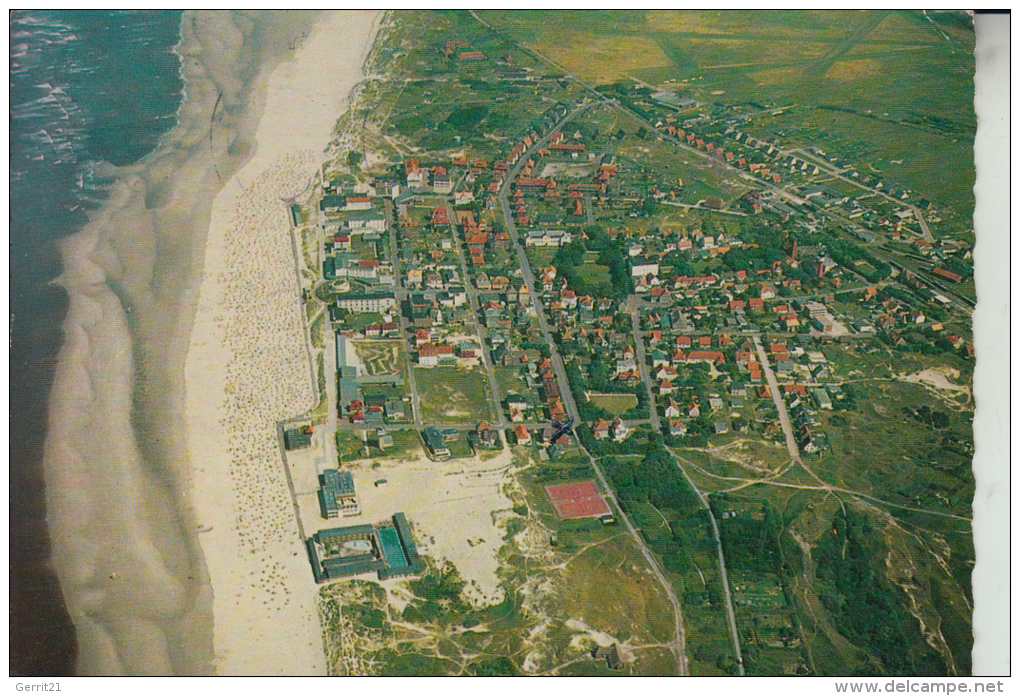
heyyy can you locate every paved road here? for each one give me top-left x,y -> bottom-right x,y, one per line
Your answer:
627,299 -> 660,432
384,199 -> 423,426
445,198 -> 507,429
498,102 -> 595,425
493,102 -> 689,675
753,335 -> 802,464
752,336 -> 830,488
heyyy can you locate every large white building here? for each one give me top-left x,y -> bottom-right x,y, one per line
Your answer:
525,229 -> 573,246
335,291 -> 396,313
341,209 -> 386,231
631,257 -> 660,278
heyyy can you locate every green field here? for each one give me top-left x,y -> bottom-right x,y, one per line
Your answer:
588,392 -> 638,416
364,428 -> 424,460
525,246 -> 558,268
494,367 -> 539,422
334,311 -> 385,332
414,366 -> 496,424
480,10 -> 974,212
576,264 -> 611,288
812,379 -> 973,514
336,430 -> 367,462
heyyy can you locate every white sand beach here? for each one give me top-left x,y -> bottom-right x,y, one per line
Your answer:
184,10 -> 382,675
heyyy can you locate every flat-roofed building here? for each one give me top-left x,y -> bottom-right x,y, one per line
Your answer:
319,469 -> 360,518
337,208 -> 386,231
283,425 -> 313,450
423,426 -> 451,459
307,513 -> 425,583
335,291 -> 396,313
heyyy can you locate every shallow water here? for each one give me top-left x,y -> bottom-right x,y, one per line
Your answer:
10,10 -> 184,675
15,10 -> 321,675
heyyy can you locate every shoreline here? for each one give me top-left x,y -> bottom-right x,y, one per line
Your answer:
183,10 -> 383,675
39,10 -> 341,675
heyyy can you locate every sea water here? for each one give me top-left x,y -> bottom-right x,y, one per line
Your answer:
9,10 -> 185,675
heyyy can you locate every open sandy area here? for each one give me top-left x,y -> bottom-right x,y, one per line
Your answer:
326,449 -> 518,607
184,9 -> 382,675
896,367 -> 972,408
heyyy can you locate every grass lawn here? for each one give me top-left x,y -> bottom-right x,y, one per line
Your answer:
310,312 -> 326,349
495,366 -> 530,399
336,311 -> 385,332
391,428 -> 424,455
336,430 -> 367,462
525,246 -> 558,268
448,433 -> 474,459
414,366 -> 496,424
365,428 -> 424,460
351,236 -> 380,261
310,352 -> 328,424
588,392 -> 638,416
576,264 -> 611,287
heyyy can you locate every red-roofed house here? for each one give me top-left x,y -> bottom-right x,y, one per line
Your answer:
418,343 -> 454,366
685,350 -> 725,365
515,425 -> 531,445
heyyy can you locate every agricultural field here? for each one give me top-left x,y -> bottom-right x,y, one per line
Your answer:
480,10 -> 974,213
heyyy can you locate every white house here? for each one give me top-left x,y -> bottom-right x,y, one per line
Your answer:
631,257 -> 660,278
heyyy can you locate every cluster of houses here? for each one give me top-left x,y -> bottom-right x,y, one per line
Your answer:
646,103 -> 947,244
420,421 -> 504,461
307,57 -> 970,469
855,283 -> 970,352
315,180 -> 400,324
503,132 -> 615,229
772,378 -> 846,453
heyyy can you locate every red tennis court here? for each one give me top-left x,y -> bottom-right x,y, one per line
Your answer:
545,480 -> 611,519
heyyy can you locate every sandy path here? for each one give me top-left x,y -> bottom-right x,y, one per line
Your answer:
185,10 -> 382,675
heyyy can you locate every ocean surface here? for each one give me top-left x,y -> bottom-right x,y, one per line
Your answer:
9,10 -> 185,675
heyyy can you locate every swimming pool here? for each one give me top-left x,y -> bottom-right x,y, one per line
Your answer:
377,526 -> 407,567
